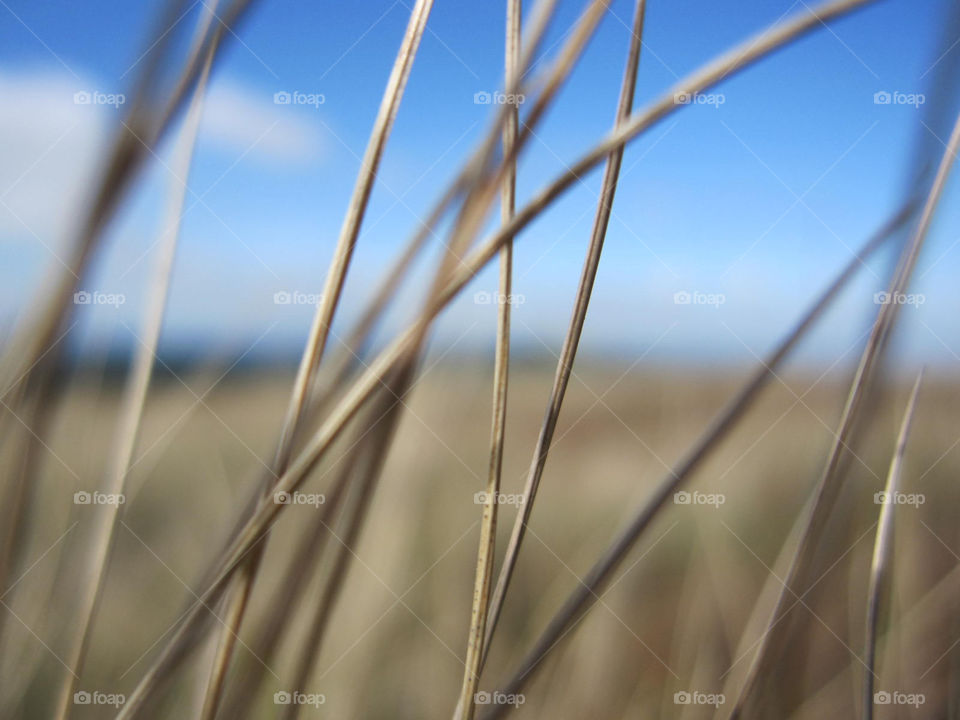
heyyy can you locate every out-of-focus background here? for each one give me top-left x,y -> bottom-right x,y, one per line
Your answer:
2,0 -> 960,366
2,0 -> 960,717
6,369 -> 960,717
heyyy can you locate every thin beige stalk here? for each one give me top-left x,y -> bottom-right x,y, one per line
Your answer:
863,371 -> 924,720
53,18 -> 219,720
728,111 -> 960,720
414,0 -> 604,325
217,394 -> 392,718
0,0 -> 257,413
482,0 -> 647,667
283,362 -> 414,720
478,205 -> 911,720
116,3 -> 879,713
274,0 -> 577,418
0,0 -> 258,652
456,2 -> 521,718
197,3 -> 436,716
198,7 -> 564,715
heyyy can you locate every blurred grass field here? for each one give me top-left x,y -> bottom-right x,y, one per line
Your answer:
5,362 -> 958,718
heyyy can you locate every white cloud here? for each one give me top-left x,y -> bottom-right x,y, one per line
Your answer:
199,79 -> 325,165
0,68 -> 324,247
0,68 -> 108,245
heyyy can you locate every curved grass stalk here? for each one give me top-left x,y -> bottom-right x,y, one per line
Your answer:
455,2 -> 522,718
216,387 -> 398,717
481,0 -> 647,669
114,2 -> 604,712
296,0 -> 563,405
115,2 -> 881,713
0,0 -> 257,413
863,371 -> 924,720
197,3 -> 436,716
480,202 -> 919,718
794,544 -> 959,716
481,211 -> 911,719
727,111 -> 960,720
0,0 -> 257,651
282,362 -> 414,720
715,489 -> 818,710
53,17 -> 220,720
414,0 -> 606,326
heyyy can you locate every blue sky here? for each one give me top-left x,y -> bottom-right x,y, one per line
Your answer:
1,0 -> 959,372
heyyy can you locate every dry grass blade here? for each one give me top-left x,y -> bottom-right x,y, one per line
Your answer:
218,393 -> 388,718
481,0 -> 647,666
111,3 -> 599,711
115,2 -> 880,712
796,561 -> 960,717
273,0 -> 435,472
413,0 -> 605,330
862,371 -> 924,720
199,3 -> 436,716
437,0 -> 606,283
53,16 -> 220,720
728,111 -> 960,720
717,490 -> 817,708
441,0 -> 880,313
0,0 -> 256,647
283,363 -> 414,720
0,0 -> 257,409
478,192 -> 915,719
456,2 -> 521,717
